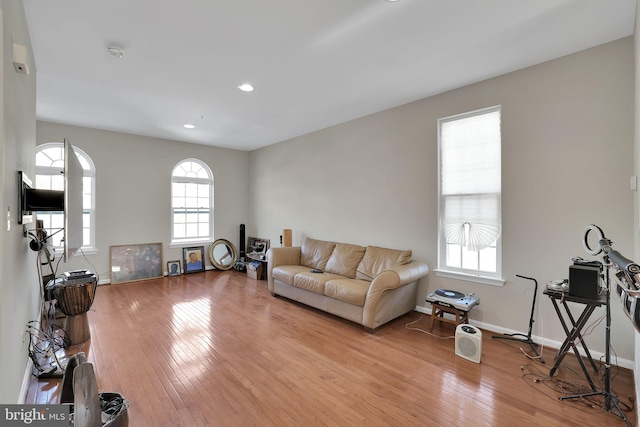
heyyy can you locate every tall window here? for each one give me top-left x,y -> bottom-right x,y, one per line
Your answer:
35,143 -> 96,251
171,159 -> 213,244
437,106 -> 502,283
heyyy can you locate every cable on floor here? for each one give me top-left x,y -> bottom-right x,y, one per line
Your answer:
405,314 -> 455,340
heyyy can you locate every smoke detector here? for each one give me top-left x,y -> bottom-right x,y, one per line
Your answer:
107,46 -> 125,58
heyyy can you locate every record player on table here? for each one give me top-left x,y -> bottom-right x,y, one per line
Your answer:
426,289 -> 479,330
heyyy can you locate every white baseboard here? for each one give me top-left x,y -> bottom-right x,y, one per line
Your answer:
414,306 -> 633,369
19,357 -> 34,404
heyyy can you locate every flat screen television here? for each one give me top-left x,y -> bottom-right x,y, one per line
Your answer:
19,139 -> 84,262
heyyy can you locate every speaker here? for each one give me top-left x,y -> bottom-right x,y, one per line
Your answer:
569,264 -> 601,299
455,324 -> 482,363
239,224 -> 246,259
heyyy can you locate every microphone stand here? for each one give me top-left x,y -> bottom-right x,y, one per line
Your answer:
492,275 -> 545,363
559,255 -> 631,426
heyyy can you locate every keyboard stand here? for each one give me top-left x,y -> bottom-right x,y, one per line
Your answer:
544,289 -> 603,390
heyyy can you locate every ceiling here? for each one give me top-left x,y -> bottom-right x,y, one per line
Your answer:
23,0 -> 636,151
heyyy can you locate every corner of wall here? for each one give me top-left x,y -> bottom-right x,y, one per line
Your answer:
633,2 -> 639,425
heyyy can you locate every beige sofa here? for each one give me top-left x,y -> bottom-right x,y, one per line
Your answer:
267,237 -> 429,332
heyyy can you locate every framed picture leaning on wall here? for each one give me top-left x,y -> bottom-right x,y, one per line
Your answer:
183,246 -> 205,273
247,237 -> 270,259
167,260 -> 181,276
110,242 -> 164,284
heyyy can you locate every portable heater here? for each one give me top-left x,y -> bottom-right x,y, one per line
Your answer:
455,324 -> 482,363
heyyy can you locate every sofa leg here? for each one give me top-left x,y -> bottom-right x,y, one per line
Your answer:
364,326 -> 378,334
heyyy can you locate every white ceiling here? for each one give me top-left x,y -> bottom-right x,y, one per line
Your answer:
23,0 -> 636,151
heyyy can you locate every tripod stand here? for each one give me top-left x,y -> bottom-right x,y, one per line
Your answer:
492,274 -> 545,363
559,257 -> 631,426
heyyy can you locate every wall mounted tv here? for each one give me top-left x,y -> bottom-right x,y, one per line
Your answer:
19,139 -> 84,262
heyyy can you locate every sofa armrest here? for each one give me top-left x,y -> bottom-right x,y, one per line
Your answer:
368,261 -> 429,293
362,261 -> 429,329
267,247 -> 302,292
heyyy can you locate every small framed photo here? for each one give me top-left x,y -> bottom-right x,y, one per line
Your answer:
167,260 -> 181,276
183,246 -> 205,274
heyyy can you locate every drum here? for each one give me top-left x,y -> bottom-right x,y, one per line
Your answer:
54,281 -> 97,316
54,279 -> 97,345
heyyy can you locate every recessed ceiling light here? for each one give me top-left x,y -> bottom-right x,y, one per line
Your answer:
183,124 -> 195,129
238,83 -> 254,92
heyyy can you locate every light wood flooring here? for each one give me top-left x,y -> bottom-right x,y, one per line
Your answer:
27,270 -> 636,426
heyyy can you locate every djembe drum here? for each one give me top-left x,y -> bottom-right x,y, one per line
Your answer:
54,278 -> 97,345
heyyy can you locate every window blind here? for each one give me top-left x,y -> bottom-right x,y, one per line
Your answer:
441,109 -> 501,252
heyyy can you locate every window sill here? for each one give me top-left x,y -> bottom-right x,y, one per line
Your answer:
52,247 -> 97,256
434,269 -> 505,287
170,241 -> 213,249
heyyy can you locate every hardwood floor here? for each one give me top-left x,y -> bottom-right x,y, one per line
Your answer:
27,270 -> 636,426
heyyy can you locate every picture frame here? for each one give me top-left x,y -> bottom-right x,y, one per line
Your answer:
183,246 -> 205,273
167,260 -> 181,276
247,237 -> 270,258
110,242 -> 164,284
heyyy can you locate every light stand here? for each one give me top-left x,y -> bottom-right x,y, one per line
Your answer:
564,225 -> 634,426
492,274 -> 545,363
559,254 -> 631,426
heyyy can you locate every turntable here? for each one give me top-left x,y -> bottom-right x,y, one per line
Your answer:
426,289 -> 480,311
426,289 -> 480,331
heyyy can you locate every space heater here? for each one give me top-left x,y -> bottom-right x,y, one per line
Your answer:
455,324 -> 482,363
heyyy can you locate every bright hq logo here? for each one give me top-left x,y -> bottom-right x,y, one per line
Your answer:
1,405 -> 69,426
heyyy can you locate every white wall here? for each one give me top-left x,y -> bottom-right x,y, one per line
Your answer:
35,122 -> 251,279
250,37 -> 636,361
0,0 -> 42,403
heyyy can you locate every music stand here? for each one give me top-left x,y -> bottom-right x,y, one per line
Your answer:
492,274 -> 545,363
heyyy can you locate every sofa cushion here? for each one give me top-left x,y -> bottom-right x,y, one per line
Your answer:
293,271 -> 344,295
300,238 -> 336,270
324,243 -> 366,279
272,265 -> 310,286
355,246 -> 412,281
324,279 -> 370,307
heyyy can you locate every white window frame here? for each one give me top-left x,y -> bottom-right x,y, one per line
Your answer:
35,142 -> 97,254
170,159 -> 214,246
436,106 -> 504,286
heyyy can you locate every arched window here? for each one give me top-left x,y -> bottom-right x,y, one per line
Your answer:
35,143 -> 96,252
171,159 -> 213,244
